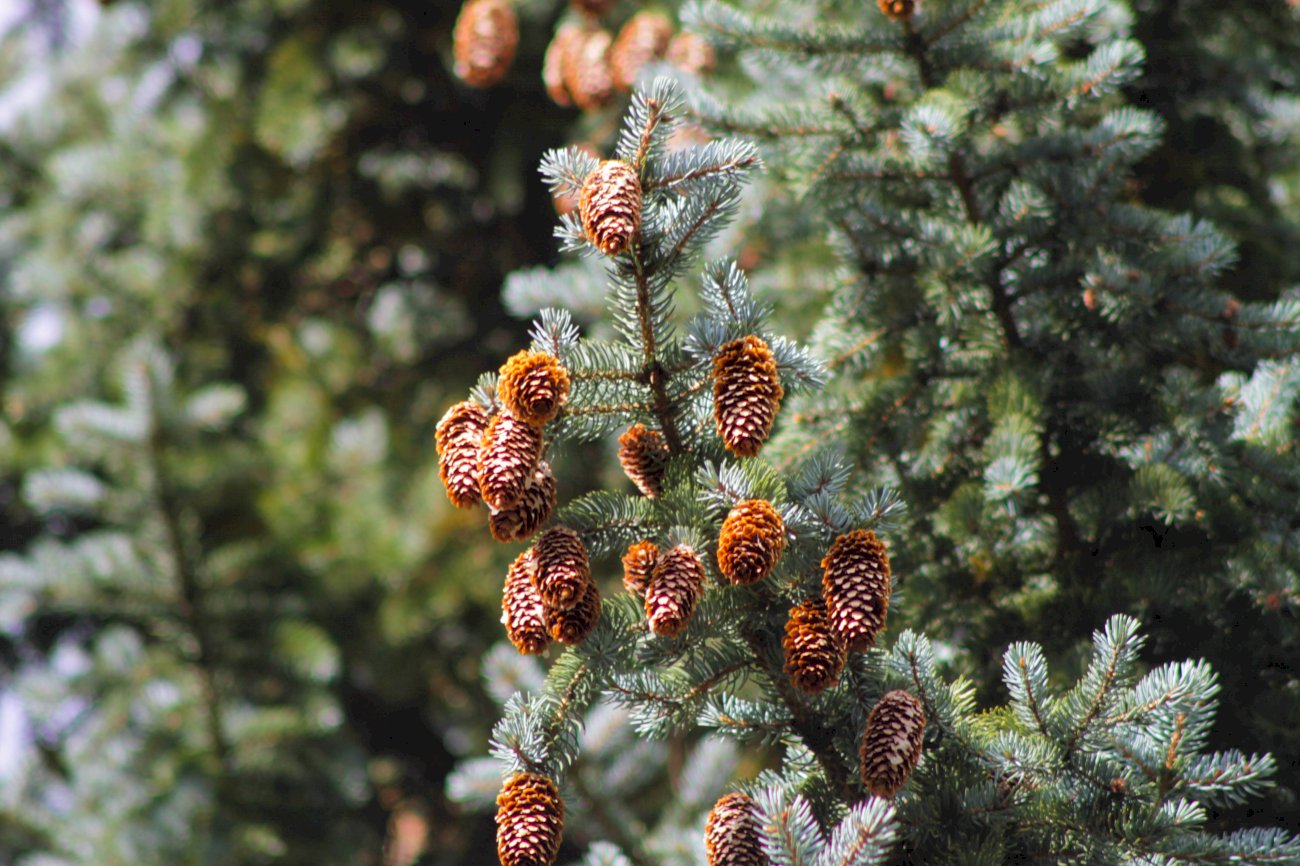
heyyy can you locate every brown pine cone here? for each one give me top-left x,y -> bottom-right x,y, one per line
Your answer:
705,791 -> 765,866
610,11 -> 674,92
479,410 -> 545,511
666,31 -> 716,76
622,540 -> 659,596
782,598 -> 846,694
435,400 -> 490,508
580,159 -> 642,256
860,690 -> 926,798
543,22 -> 584,107
499,350 -> 571,426
618,423 -> 670,498
563,27 -> 616,112
717,499 -> 786,585
501,550 -> 550,655
490,461 -> 557,542
533,526 -> 591,610
569,0 -> 615,15
545,578 -> 601,645
821,529 -> 891,652
877,0 -> 916,20
713,336 -> 783,457
452,0 -> 519,88
496,772 -> 565,866
645,544 -> 706,637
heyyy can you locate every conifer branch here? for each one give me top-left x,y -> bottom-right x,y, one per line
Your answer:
631,249 -> 685,454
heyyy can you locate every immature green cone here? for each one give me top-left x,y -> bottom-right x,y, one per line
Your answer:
610,11 -> 673,92
435,400 -> 490,508
877,0 -> 915,20
705,792 -> 765,866
498,350 -> 571,426
501,550 -> 550,655
782,599 -> 846,694
618,423 -> 669,498
580,160 -> 642,256
821,529 -> 891,651
645,544 -> 706,637
533,526 -> 590,610
713,336 -> 783,457
544,578 -> 601,645
860,690 -> 926,798
489,461 -> 556,542
563,27 -> 616,112
496,772 -> 565,866
621,540 -> 659,596
479,411 -> 545,511
452,0 -> 519,88
717,499 -> 786,585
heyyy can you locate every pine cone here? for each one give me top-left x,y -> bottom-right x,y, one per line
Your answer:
496,772 -> 565,866
533,526 -> 591,610
545,578 -> 601,645
877,0 -> 916,20
435,400 -> 490,508
563,27 -> 616,112
717,499 -> 786,586
543,22 -> 583,107
501,550 -> 550,655
783,599 -> 846,694
610,11 -> 674,92
580,159 -> 642,256
860,690 -> 926,798
618,423 -> 670,498
479,410 -> 545,511
666,32 -> 716,76
622,540 -> 659,596
499,350 -> 571,426
645,544 -> 706,637
569,0 -> 614,15
821,529 -> 891,652
705,792 -> 765,866
452,0 -> 519,88
713,336 -> 783,457
490,461 -> 557,543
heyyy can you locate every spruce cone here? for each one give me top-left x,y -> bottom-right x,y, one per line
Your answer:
545,578 -> 601,645
496,772 -> 565,866
645,544 -> 706,637
821,529 -> 891,652
543,22 -> 583,107
490,461 -> 557,542
563,27 -> 616,112
622,540 -> 659,596
705,792 -> 765,866
618,423 -> 670,498
580,159 -> 642,256
610,11 -> 674,92
499,350 -> 571,426
782,599 -> 846,694
713,336 -> 783,457
501,550 -> 550,655
479,410 -> 545,511
717,499 -> 786,585
435,400 -> 490,508
452,0 -> 519,88
667,32 -> 716,76
877,0 -> 915,20
533,526 -> 591,610
860,690 -> 926,798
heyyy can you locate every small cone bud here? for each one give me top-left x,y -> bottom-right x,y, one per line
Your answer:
877,0 -> 915,20
782,599 -> 846,694
717,499 -> 786,585
496,772 -> 564,866
479,411 -> 545,511
667,32 -> 716,76
610,11 -> 673,92
580,159 -> 642,256
543,22 -> 583,107
545,578 -> 601,645
563,27 -> 616,112
618,423 -> 670,498
645,544 -> 706,637
499,350 -> 571,426
453,0 -> 519,88
860,690 -> 926,798
622,540 -> 659,596
533,526 -> 591,610
713,336 -> 783,457
436,400 -> 490,508
501,550 -> 550,655
821,529 -> 891,652
490,461 -> 557,542
705,792 -> 765,866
